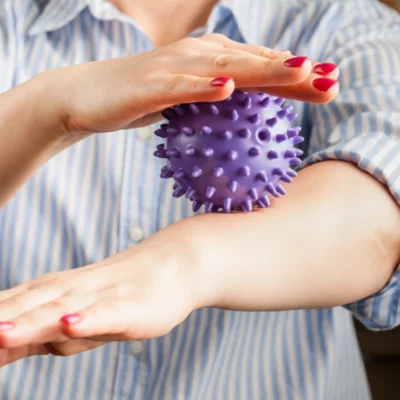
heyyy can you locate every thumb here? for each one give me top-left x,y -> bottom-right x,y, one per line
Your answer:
146,74 -> 235,109
126,75 -> 235,129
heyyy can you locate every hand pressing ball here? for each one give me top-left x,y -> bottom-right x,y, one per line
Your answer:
154,90 -> 304,213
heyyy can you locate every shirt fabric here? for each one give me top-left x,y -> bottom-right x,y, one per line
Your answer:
0,0 -> 399,399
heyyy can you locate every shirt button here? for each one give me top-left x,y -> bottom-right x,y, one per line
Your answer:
130,341 -> 144,355
130,227 -> 145,243
136,127 -> 153,141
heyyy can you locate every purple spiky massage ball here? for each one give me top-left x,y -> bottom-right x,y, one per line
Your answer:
153,90 -> 304,213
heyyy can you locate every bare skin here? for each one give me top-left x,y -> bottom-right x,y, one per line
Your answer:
0,161 -> 398,366
112,0 -> 218,46
2,0 -> 396,367
0,33 -> 339,207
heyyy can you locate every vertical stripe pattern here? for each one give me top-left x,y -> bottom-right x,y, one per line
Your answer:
0,0 -> 399,398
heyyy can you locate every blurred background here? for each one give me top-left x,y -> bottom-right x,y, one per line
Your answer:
382,0 -> 400,10
356,319 -> 400,400
357,3 -> 399,399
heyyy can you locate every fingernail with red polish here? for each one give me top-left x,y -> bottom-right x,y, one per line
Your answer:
283,56 -> 308,68
0,321 -> 15,332
210,76 -> 232,87
60,313 -> 82,325
312,78 -> 338,92
313,63 -> 337,76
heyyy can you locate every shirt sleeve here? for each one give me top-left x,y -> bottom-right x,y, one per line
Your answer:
0,1 -> 14,94
0,1 -> 35,93
0,4 -> 6,93
299,1 -> 400,330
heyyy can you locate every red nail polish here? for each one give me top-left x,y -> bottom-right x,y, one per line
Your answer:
0,321 -> 15,332
312,78 -> 338,92
283,56 -> 308,68
210,76 -> 232,87
60,313 -> 82,325
313,63 -> 337,76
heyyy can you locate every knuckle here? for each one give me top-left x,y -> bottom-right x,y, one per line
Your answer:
257,48 -> 273,58
94,299 -> 124,317
47,299 -> 69,315
119,328 -> 138,341
280,50 -> 292,57
268,51 -> 282,60
8,295 -> 27,311
164,75 -> 181,95
12,282 -> 31,295
123,323 -> 162,341
40,272 -> 60,282
112,283 -> 133,298
213,54 -> 233,70
262,58 -> 273,71
203,33 -> 225,42
178,37 -> 200,49
30,271 -> 74,291
187,80 -> 201,93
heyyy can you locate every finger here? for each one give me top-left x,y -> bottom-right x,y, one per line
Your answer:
0,285 -> 66,321
144,73 -> 235,109
0,292 -> 98,348
199,34 -> 314,86
81,333 -> 131,342
129,61 -> 339,127
184,52 -> 312,87
60,299 -> 140,340
42,338 -> 106,356
218,48 -> 339,85
213,47 -> 292,64
0,344 -> 48,366
0,262 -> 128,321
0,339 -> 106,366
201,33 -> 292,60
202,35 -> 339,80
0,282 -> 31,302
312,62 -> 339,79
60,295 -> 177,341
0,269 -> 79,306
268,75 -> 339,103
241,74 -> 339,104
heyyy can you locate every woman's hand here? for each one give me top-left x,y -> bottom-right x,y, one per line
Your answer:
0,33 -> 339,208
1,161 -> 398,367
45,33 -> 339,136
0,34 -> 342,364
0,231 -> 210,366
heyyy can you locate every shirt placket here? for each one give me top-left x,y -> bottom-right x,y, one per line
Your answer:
113,124 -> 155,400
102,3 -> 228,398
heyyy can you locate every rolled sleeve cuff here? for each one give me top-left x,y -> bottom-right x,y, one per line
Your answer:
344,270 -> 400,331
301,134 -> 400,205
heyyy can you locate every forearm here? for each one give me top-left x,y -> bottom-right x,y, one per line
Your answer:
0,74 -> 78,208
175,161 -> 400,311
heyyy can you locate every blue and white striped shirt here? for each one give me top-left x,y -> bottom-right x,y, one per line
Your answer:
1,0 -> 399,399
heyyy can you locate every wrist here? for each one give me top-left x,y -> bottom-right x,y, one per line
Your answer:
28,70 -> 88,149
146,221 -> 222,311
162,218 -> 225,310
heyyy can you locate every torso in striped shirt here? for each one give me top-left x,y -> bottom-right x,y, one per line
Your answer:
1,0 -> 400,399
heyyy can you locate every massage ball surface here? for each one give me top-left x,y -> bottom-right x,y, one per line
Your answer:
153,90 -> 304,213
